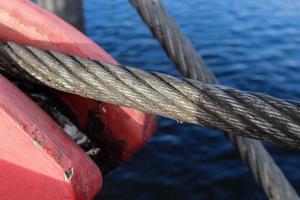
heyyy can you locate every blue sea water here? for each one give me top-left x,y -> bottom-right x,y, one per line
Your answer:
83,0 -> 300,199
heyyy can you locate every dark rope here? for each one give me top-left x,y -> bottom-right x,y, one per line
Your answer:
1,42 -> 300,152
129,1 -> 299,199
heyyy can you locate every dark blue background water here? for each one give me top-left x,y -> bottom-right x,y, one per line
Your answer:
84,0 -> 300,199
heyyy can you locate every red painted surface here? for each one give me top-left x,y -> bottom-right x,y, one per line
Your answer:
0,74 -> 101,200
0,0 -> 157,171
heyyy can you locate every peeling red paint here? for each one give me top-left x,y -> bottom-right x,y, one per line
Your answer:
0,74 -> 102,200
0,0 -> 157,173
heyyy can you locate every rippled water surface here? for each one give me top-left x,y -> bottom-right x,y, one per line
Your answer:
83,0 -> 300,199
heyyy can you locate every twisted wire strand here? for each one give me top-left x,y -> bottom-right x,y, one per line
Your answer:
129,1 -> 299,199
1,42 -> 300,152
131,0 -> 215,84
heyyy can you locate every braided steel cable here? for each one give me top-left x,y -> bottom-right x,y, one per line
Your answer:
130,0 -> 215,84
1,42 -> 300,152
129,0 -> 299,199
129,0 -> 216,84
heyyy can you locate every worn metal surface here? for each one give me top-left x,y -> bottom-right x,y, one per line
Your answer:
0,74 -> 101,200
129,0 -> 299,199
36,0 -> 84,32
0,0 -> 157,174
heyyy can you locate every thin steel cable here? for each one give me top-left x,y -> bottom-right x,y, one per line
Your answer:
129,0 -> 299,199
1,43 -> 300,152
